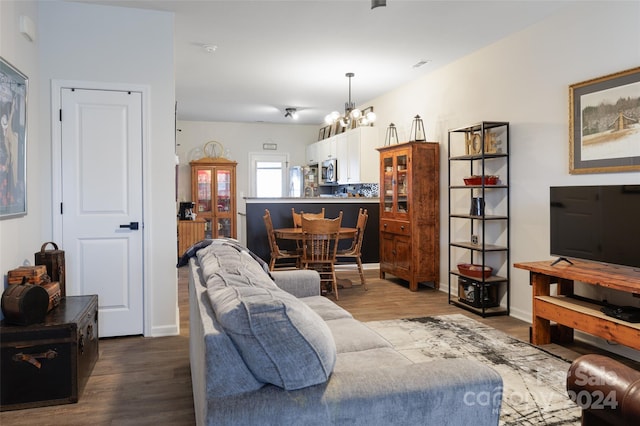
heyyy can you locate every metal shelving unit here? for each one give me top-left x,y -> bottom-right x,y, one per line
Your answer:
447,121 -> 510,317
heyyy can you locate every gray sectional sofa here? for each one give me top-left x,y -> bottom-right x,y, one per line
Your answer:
187,239 -> 503,425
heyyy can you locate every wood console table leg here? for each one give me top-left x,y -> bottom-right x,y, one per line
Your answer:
531,272 -> 552,345
554,277 -> 575,343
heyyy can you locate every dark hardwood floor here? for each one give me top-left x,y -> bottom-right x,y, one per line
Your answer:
1,267 -> 636,425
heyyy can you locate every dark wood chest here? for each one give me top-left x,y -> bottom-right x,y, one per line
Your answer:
1,295 -> 99,411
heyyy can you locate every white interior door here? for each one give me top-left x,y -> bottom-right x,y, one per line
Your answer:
60,88 -> 143,337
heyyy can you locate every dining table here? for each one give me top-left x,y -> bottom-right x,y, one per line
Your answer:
273,227 -> 359,288
273,227 -> 358,240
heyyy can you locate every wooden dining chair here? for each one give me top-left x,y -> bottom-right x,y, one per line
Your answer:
336,208 -> 368,290
291,207 -> 325,228
292,208 -> 325,251
300,211 -> 343,299
263,209 -> 300,270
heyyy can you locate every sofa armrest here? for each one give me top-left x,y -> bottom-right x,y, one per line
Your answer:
207,359 -> 502,426
270,269 -> 320,298
567,354 -> 640,426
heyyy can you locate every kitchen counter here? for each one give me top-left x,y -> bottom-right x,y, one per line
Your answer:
245,197 -> 379,203
245,199 -> 380,264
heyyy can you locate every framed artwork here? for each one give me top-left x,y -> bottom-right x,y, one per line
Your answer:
1,57 -> 28,218
569,66 -> 640,174
318,127 -> 325,141
326,124 -> 334,139
361,106 -> 375,127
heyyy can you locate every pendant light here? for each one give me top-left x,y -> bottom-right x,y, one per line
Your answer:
325,73 -> 376,128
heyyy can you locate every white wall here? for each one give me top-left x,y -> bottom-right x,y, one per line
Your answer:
177,1 -> 640,359
0,0 -> 178,336
366,1 -> 640,359
0,0 -> 42,314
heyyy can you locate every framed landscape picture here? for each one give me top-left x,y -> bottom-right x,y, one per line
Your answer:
569,66 -> 640,174
0,57 -> 28,218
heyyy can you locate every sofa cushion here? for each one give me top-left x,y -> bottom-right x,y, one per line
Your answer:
301,296 -> 353,321
207,281 -> 337,390
325,317 -> 393,353
197,242 -> 277,290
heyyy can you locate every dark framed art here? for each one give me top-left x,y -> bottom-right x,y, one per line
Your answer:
318,127 -> 325,141
569,66 -> 640,174
0,57 -> 28,218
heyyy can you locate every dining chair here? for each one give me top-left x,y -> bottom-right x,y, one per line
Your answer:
300,211 -> 343,299
291,207 -> 325,228
336,208 -> 368,290
292,208 -> 325,252
263,209 -> 300,270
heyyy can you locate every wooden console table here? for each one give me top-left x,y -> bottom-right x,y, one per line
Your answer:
514,259 -> 640,351
177,219 -> 206,258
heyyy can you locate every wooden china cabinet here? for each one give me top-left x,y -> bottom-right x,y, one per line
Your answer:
377,142 -> 440,291
190,157 -> 237,239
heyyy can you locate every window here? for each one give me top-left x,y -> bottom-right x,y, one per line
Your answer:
249,153 -> 289,197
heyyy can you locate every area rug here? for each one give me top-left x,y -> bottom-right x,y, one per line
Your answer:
365,314 -> 581,426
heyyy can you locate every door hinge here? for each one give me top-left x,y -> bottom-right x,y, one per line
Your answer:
59,109 -> 62,122
60,202 -> 63,214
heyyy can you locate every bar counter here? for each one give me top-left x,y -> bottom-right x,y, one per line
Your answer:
245,197 -> 379,264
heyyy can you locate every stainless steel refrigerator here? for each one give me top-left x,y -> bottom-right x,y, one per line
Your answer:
289,166 -> 304,197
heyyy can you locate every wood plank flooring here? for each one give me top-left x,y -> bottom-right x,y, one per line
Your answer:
1,267 -> 636,425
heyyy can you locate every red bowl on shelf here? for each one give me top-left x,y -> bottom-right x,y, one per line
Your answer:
457,263 -> 493,279
463,175 -> 499,186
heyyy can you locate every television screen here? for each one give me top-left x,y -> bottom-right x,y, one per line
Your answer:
550,185 -> 640,269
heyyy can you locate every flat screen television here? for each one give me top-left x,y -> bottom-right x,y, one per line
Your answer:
550,185 -> 640,269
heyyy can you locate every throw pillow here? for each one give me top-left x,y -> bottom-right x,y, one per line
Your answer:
207,283 -> 336,390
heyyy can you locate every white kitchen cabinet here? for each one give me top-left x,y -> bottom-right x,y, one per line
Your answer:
306,141 -> 320,165
306,136 -> 338,165
337,127 -> 379,184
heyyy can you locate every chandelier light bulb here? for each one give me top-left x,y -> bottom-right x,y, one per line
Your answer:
365,111 -> 376,122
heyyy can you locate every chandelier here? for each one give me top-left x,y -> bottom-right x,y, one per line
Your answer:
325,73 -> 376,128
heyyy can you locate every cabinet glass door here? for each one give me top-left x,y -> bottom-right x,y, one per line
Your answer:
216,169 -> 231,213
216,218 -> 232,238
382,156 -> 394,213
196,169 -> 212,213
396,154 -> 408,214
214,169 -> 233,238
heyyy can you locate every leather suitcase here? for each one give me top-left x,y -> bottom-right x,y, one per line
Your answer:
0,295 -> 99,411
7,265 -> 48,285
35,242 -> 66,297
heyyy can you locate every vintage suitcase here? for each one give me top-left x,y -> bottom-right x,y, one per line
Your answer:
35,242 -> 66,297
41,282 -> 62,312
1,283 -> 50,325
7,265 -> 48,285
0,295 -> 99,411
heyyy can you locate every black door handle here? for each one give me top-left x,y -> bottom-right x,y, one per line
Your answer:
119,222 -> 139,230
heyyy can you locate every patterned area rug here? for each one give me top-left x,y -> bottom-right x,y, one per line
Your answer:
365,314 -> 581,425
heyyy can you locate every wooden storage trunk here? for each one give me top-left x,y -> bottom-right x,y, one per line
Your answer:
7,265 -> 48,285
0,295 -> 99,411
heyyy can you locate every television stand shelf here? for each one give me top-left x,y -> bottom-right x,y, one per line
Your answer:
514,259 -> 640,351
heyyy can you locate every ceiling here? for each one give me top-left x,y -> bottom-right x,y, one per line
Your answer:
75,1 -> 571,125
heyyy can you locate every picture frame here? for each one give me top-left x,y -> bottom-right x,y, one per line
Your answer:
0,57 -> 28,219
361,106 -> 375,127
318,127 -> 325,141
326,124 -> 334,139
569,66 -> 640,174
